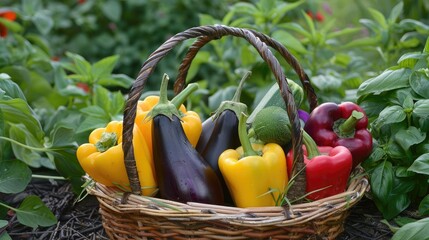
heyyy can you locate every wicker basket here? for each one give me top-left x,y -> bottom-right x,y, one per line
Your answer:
87,25 -> 369,240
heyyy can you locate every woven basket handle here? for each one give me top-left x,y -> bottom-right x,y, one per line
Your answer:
174,31 -> 318,111
122,25 -> 306,200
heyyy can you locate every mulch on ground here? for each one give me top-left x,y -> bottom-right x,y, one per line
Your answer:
2,178 -> 395,240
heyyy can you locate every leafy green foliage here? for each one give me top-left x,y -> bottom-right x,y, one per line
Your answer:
392,217 -> 429,240
0,160 -> 31,194
0,0 -> 428,236
358,37 -> 429,220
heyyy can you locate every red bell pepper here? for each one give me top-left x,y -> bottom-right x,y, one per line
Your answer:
304,102 -> 372,169
287,131 -> 352,201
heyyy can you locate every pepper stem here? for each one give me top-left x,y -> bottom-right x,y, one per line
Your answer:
238,112 -> 258,158
171,83 -> 199,109
302,130 -> 320,159
338,110 -> 364,137
95,132 -> 117,153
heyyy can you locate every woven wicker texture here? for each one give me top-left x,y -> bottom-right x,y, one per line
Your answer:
89,168 -> 368,239
89,25 -> 370,239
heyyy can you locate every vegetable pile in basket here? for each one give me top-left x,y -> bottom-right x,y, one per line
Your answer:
77,72 -> 373,208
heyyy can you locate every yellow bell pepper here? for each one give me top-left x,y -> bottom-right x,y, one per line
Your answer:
76,121 -> 157,196
218,113 -> 288,208
135,84 -> 202,150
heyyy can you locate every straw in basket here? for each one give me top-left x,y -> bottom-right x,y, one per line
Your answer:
88,25 -> 369,240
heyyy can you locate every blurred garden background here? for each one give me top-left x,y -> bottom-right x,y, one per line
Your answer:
1,0 -> 429,239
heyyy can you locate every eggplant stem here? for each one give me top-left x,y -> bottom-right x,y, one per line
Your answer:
231,71 -> 251,103
158,74 -> 170,104
171,83 -> 199,109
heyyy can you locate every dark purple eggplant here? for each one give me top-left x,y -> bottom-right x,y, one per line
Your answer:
149,74 -> 223,204
152,114 -> 224,204
195,71 -> 250,204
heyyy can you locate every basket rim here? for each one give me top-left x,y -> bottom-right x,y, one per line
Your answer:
87,168 -> 369,227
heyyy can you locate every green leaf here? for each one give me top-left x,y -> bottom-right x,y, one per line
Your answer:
402,95 -> 414,109
110,91 -> 125,117
0,74 -> 26,100
64,52 -> 91,77
371,160 -> 394,203
279,22 -> 312,38
270,0 -> 305,24
400,19 -> 429,34
410,71 -> 429,99
272,30 -> 308,54
357,68 -> 411,96
76,116 -> 109,133
49,125 -> 77,148
16,195 -> 57,228
97,74 -> 133,89
230,2 -> 258,15
397,52 -> 425,68
94,85 -> 112,114
101,0 -> 122,22
387,1 -> 403,25
396,166 -> 416,178
392,217 -> 429,240
0,18 -> 22,34
368,8 -> 388,29
373,105 -> 406,128
414,100 -> 429,118
80,105 -> 108,118
394,217 -> 418,227
341,36 -> 380,49
0,98 -> 44,139
0,160 -> 31,194
0,232 -> 11,240
326,27 -> 361,40
187,51 -> 211,81
8,125 -> 45,168
92,55 -> 119,82
301,10 -> 316,40
32,11 -> 53,35
424,36 -> 429,53
383,193 -> 411,220
408,153 -> 429,175
395,126 -> 426,150
0,220 -> 7,228
48,148 -> 84,194
419,194 -> 429,215
22,0 -> 42,16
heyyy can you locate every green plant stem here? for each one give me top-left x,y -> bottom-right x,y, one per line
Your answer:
0,136 -> 53,152
32,174 -> 66,180
0,201 -> 17,212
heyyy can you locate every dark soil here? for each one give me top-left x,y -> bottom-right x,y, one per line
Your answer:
1,178 -> 397,240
